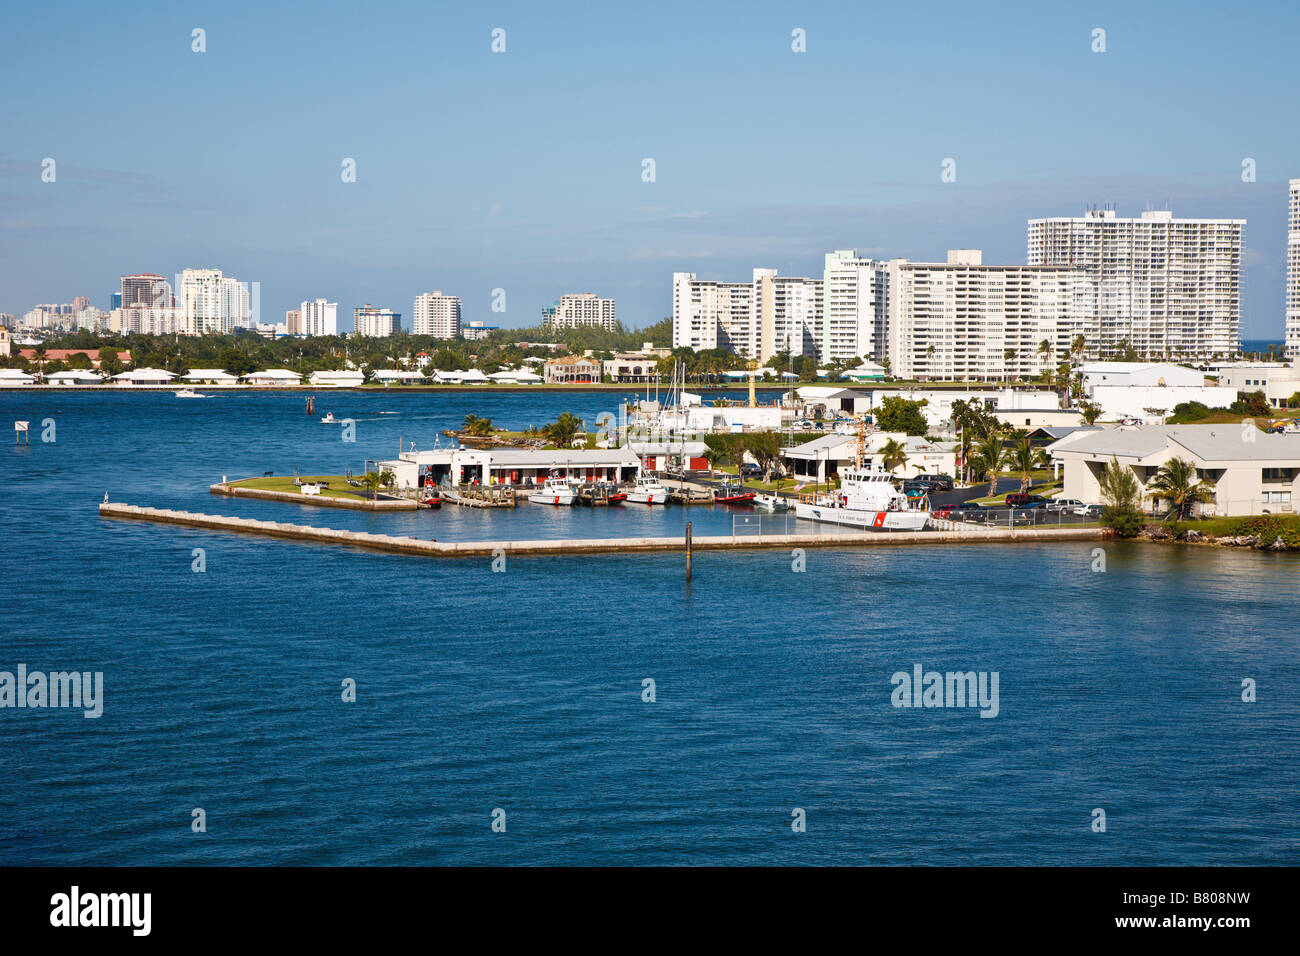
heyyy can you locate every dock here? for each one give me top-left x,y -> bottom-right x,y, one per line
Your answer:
667,486 -> 715,505
210,482 -> 418,510
577,485 -> 619,506
99,502 -> 1108,557
441,484 -> 516,508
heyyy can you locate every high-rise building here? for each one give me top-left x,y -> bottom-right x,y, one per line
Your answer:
755,272 -> 822,363
886,250 -> 1095,382
110,306 -> 185,335
821,251 -> 891,364
285,309 -> 301,336
413,292 -> 462,338
544,293 -> 617,330
1028,208 -> 1244,359
1286,180 -> 1300,359
300,299 -> 338,336
672,272 -> 754,355
121,274 -> 169,308
354,304 -> 400,337
180,269 -> 249,334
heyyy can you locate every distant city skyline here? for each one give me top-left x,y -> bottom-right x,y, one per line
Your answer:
2,1 -> 1297,337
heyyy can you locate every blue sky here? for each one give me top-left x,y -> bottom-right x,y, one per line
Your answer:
2,0 -> 1297,338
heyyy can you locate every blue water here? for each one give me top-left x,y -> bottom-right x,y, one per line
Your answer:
1,390 -> 1297,865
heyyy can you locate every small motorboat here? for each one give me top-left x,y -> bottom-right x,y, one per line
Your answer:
528,475 -> 577,506
175,388 -> 205,398
753,493 -> 789,513
625,474 -> 669,505
320,412 -> 337,423
420,492 -> 442,509
714,481 -> 756,505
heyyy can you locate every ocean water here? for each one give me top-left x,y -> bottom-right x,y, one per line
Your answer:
1,390 -> 1297,865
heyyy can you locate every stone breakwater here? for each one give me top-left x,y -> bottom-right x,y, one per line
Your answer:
100,502 -> 1108,557
1139,526 -> 1298,551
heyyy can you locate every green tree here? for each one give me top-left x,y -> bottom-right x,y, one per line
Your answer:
1147,457 -> 1214,521
874,396 -> 929,435
970,432 -> 1010,497
461,414 -> 495,437
878,437 -> 909,475
745,432 -> 781,480
1010,434 -> 1046,493
543,411 -> 585,447
1079,401 -> 1103,425
1098,456 -> 1143,537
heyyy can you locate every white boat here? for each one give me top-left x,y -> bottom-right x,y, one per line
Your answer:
793,464 -> 929,530
175,388 -> 205,398
528,476 -> 577,506
320,412 -> 337,423
753,493 -> 790,513
624,474 -> 670,505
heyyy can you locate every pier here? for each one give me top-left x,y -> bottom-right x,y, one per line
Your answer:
99,502 -> 1108,557
442,484 -> 517,508
210,481 -> 418,510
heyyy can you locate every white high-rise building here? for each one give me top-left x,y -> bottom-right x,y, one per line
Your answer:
886,250 -> 1095,382
671,272 -> 754,355
755,271 -> 822,363
821,250 -> 890,363
1028,208 -> 1244,360
300,299 -> 338,337
353,304 -> 400,337
181,269 -> 249,334
413,292 -> 461,339
543,293 -> 617,330
1286,180 -> 1300,359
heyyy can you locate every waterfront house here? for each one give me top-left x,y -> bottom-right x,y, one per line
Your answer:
45,370 -> 105,385
1047,424 -> 1300,516
182,369 -> 239,385
111,368 -> 176,386
544,355 -> 601,384
840,361 -> 888,382
310,369 -> 365,387
373,369 -> 427,385
0,368 -> 37,385
603,354 -> 659,383
242,369 -> 302,386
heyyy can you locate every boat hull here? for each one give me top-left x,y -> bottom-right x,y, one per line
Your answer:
792,501 -> 929,530
528,491 -> 576,505
625,491 -> 668,505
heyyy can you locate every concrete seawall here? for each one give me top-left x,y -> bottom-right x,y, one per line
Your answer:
210,482 -> 418,510
100,502 -> 1108,557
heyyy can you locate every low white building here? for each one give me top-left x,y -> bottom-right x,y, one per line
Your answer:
1205,362 -> 1300,409
376,446 -> 642,490
1080,361 -> 1235,422
111,368 -> 176,386
860,387 -> 1061,433
780,432 -> 958,483
0,368 -> 37,385
1048,424 -> 1300,516
182,369 -> 239,385
373,369 -> 427,385
310,369 -> 365,387
243,369 -> 302,386
46,369 -> 105,385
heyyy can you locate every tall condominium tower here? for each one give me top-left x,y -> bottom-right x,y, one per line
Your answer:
413,292 -> 462,339
886,250 -> 1094,382
754,271 -> 822,363
821,250 -> 890,364
1287,180 -> 1300,359
1027,208 -> 1244,359
543,293 -> 617,330
121,273 -> 169,308
353,304 -> 400,337
671,272 -> 754,355
300,299 -> 338,336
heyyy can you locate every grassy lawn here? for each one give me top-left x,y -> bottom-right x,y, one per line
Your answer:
1169,513 -> 1300,537
230,474 -> 382,500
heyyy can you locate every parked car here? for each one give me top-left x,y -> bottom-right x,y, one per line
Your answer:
915,474 -> 954,491
1004,493 -> 1048,509
1073,504 -> 1102,517
739,463 -> 763,478
901,480 -> 933,498
1045,497 -> 1085,512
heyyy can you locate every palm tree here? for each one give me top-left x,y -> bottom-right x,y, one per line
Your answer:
878,438 -> 908,476
970,431 -> 1010,497
1146,457 -> 1214,521
543,411 -> 586,448
1098,455 -> 1144,536
1070,335 -> 1086,366
1003,348 -> 1017,384
461,414 -> 495,437
1009,434 -> 1046,493
1036,340 -> 1053,383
